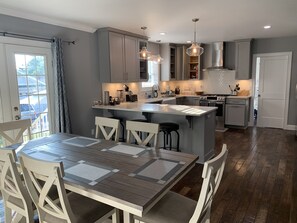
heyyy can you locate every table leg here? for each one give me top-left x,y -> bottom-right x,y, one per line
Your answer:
123,211 -> 133,223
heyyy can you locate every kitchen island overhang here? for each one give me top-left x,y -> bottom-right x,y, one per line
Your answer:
92,103 -> 217,163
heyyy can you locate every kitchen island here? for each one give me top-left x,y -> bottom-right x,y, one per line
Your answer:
92,103 -> 217,163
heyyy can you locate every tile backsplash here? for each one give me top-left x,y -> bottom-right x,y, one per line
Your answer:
203,70 -> 252,94
101,70 -> 252,100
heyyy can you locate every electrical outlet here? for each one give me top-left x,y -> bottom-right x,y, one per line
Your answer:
91,129 -> 95,136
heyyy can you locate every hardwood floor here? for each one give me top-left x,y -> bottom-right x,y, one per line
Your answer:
172,127 -> 297,223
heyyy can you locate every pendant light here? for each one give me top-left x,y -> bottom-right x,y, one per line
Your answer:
150,40 -> 164,64
139,26 -> 151,60
186,18 -> 204,56
150,54 -> 164,64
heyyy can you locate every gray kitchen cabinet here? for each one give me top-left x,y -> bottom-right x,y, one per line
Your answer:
160,43 -> 176,81
225,98 -> 250,127
235,39 -> 252,80
98,28 -> 147,83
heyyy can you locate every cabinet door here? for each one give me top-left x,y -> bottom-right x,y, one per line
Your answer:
109,32 -> 125,82
235,40 -> 251,80
170,46 -> 176,80
140,40 -> 149,81
160,44 -> 177,81
125,36 -> 139,82
225,104 -> 246,126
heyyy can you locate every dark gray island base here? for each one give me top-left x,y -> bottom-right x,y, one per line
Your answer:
92,103 -> 217,163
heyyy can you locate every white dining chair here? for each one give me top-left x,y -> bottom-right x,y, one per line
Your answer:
0,119 -> 32,146
126,121 -> 159,148
95,116 -> 120,142
0,148 -> 35,223
134,144 -> 228,223
19,152 -> 119,223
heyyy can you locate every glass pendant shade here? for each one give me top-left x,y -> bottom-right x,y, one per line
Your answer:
186,42 -> 204,56
139,46 -> 151,60
186,18 -> 204,57
150,54 -> 163,64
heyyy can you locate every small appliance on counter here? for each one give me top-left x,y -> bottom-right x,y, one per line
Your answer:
152,84 -> 159,98
117,90 -> 125,102
174,87 -> 180,95
126,94 -> 138,102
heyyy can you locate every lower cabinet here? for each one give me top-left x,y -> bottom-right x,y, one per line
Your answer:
225,98 -> 249,127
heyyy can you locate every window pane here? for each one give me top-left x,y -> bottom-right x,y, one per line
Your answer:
15,53 -> 51,140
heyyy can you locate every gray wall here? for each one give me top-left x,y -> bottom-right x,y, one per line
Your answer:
0,14 -> 100,136
0,14 -> 295,131
252,36 -> 297,125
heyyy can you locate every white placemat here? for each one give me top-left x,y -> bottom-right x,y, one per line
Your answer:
25,151 -> 62,161
62,137 -> 100,147
65,163 -> 111,181
137,159 -> 178,180
109,144 -> 146,155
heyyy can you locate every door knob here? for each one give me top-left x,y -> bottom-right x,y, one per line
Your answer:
15,115 -> 21,120
14,106 -> 19,111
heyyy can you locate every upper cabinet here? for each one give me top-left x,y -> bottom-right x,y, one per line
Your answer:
97,28 -> 148,83
160,43 -> 176,81
235,39 -> 252,80
187,54 -> 201,80
161,44 -> 201,81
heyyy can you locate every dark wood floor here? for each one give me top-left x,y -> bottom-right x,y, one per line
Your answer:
172,127 -> 297,223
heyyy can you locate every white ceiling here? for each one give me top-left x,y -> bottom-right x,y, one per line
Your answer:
0,0 -> 297,43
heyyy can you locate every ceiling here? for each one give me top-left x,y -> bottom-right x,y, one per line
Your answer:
0,0 -> 297,44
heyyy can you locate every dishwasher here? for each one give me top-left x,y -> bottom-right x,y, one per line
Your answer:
225,98 -> 249,127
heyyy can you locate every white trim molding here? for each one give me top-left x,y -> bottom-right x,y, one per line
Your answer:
252,52 -> 292,130
0,7 -> 96,33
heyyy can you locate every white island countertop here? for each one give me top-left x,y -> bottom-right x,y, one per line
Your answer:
92,103 -> 217,117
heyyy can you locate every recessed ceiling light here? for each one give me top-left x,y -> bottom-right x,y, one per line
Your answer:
187,40 -> 192,43
264,25 -> 271,29
160,32 -> 166,35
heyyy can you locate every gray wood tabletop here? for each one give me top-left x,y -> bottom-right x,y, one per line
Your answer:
16,133 -> 198,222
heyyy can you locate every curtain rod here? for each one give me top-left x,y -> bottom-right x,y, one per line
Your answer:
0,31 -> 75,45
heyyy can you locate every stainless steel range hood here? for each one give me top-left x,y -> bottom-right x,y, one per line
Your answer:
202,42 -> 230,71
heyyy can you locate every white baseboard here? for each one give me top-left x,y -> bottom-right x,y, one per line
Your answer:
285,124 -> 296,131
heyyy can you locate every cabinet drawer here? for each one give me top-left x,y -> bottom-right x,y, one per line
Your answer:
226,98 -> 246,105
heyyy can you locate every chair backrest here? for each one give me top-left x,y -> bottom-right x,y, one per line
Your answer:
126,121 -> 159,148
19,152 -> 75,223
0,148 -> 34,222
95,117 -> 120,142
0,119 -> 32,146
190,144 -> 228,223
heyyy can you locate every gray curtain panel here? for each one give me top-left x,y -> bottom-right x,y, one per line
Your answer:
52,37 -> 71,133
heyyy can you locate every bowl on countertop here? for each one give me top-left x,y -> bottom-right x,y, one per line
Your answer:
195,91 -> 204,95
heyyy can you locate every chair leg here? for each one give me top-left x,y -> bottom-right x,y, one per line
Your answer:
162,130 -> 166,149
169,131 -> 172,150
175,130 -> 180,152
112,209 -> 120,223
120,122 -> 125,142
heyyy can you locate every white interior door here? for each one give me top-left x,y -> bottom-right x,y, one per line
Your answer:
0,37 -> 54,147
257,53 -> 292,128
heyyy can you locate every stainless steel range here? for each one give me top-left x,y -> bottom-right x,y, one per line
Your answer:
198,94 -> 229,131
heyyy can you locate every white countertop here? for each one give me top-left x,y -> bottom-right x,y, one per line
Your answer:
92,103 -> 217,117
226,95 -> 251,99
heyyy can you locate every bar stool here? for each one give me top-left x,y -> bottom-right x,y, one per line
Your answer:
159,122 -> 180,152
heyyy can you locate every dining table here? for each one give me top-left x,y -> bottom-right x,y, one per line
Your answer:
11,133 -> 199,223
